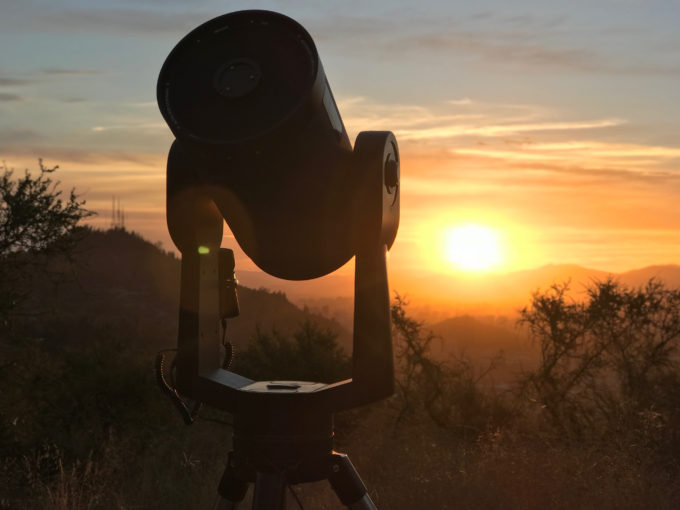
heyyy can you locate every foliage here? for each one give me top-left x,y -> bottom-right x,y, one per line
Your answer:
520,278 -> 680,445
391,294 -> 510,435
3,216 -> 680,508
231,320 -> 351,383
0,160 -> 92,322
0,160 -> 91,256
0,322 -> 227,509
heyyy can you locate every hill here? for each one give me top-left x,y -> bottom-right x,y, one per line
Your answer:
20,227 -> 678,368
299,262 -> 680,327
5,232 -> 680,510
17,228 -> 352,353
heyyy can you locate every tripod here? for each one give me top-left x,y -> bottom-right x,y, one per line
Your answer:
213,410 -> 375,509
212,391 -> 375,509
214,451 -> 374,509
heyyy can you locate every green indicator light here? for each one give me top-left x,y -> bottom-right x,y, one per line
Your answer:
198,246 -> 210,254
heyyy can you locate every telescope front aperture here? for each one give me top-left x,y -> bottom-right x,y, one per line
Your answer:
158,10 -> 319,146
214,58 -> 262,99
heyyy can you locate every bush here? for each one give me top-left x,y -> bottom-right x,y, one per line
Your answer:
0,160 -> 92,324
520,278 -> 680,448
391,295 -> 510,436
231,321 -> 351,383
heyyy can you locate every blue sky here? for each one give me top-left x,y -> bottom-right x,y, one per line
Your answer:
1,0 -> 680,291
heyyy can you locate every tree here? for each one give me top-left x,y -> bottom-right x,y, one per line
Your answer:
0,160 -> 92,322
231,321 -> 351,383
391,294 -> 446,425
391,294 -> 507,435
520,278 -> 680,439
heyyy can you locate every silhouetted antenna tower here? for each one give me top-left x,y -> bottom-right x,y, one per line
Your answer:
110,196 -> 126,230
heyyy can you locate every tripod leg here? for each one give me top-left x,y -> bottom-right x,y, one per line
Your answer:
328,453 -> 377,510
214,496 -> 246,510
214,454 -> 249,510
252,471 -> 287,510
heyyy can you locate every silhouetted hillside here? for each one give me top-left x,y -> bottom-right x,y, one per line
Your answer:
19,228 -> 679,367
17,228 -> 351,353
618,265 -> 680,288
430,315 -> 524,354
389,263 -> 680,318
5,232 -> 680,510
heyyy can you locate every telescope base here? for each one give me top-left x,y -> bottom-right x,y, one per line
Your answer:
214,409 -> 376,509
214,451 -> 375,510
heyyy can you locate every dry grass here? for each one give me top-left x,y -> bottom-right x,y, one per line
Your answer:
3,401 -> 679,509
286,403 -> 680,510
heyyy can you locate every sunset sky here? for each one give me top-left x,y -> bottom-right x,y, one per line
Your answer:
2,0 -> 680,292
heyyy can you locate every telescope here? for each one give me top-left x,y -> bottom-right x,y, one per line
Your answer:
156,10 -> 400,509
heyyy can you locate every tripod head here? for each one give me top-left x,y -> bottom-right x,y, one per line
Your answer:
157,10 -> 400,507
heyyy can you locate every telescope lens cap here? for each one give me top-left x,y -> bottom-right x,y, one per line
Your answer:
214,58 -> 261,98
158,10 -> 319,146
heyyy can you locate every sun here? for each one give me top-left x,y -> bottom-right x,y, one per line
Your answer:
444,224 -> 503,272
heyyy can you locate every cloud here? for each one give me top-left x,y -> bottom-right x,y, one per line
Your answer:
399,30 -> 680,75
124,101 -> 157,108
5,4 -> 677,76
90,122 -> 165,132
399,118 -> 626,140
338,97 -> 680,206
448,98 -> 473,106
41,68 -> 105,76
310,11 -> 680,76
0,143 -> 162,167
0,92 -> 23,102
0,128 -> 43,143
11,6 -> 212,36
0,70 -> 102,92
339,97 -> 624,143
453,141 -> 680,169
409,33 -> 600,71
0,77 -> 33,86
0,1 -> 332,37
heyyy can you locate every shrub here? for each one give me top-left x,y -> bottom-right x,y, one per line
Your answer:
231,321 -> 351,383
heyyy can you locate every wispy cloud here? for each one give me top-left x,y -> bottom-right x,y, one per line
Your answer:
7,6 -> 212,36
400,118 -> 625,140
0,128 -> 43,143
0,144 -> 162,167
91,122 -> 165,132
0,92 -> 23,102
0,77 -> 33,86
512,141 -> 680,159
340,97 -> 624,142
4,4 -> 676,77
339,97 -> 680,207
41,68 -> 106,76
311,11 -> 680,76
453,141 -> 680,172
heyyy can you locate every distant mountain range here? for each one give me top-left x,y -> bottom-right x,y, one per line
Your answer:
231,249 -> 680,303
417,264 -> 680,377
291,262 -> 680,327
21,228 -> 352,353
23,228 -> 679,367
432,263 -> 680,311
235,253 -> 680,373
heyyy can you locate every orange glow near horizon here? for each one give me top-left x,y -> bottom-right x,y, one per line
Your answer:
6,94 -> 679,282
